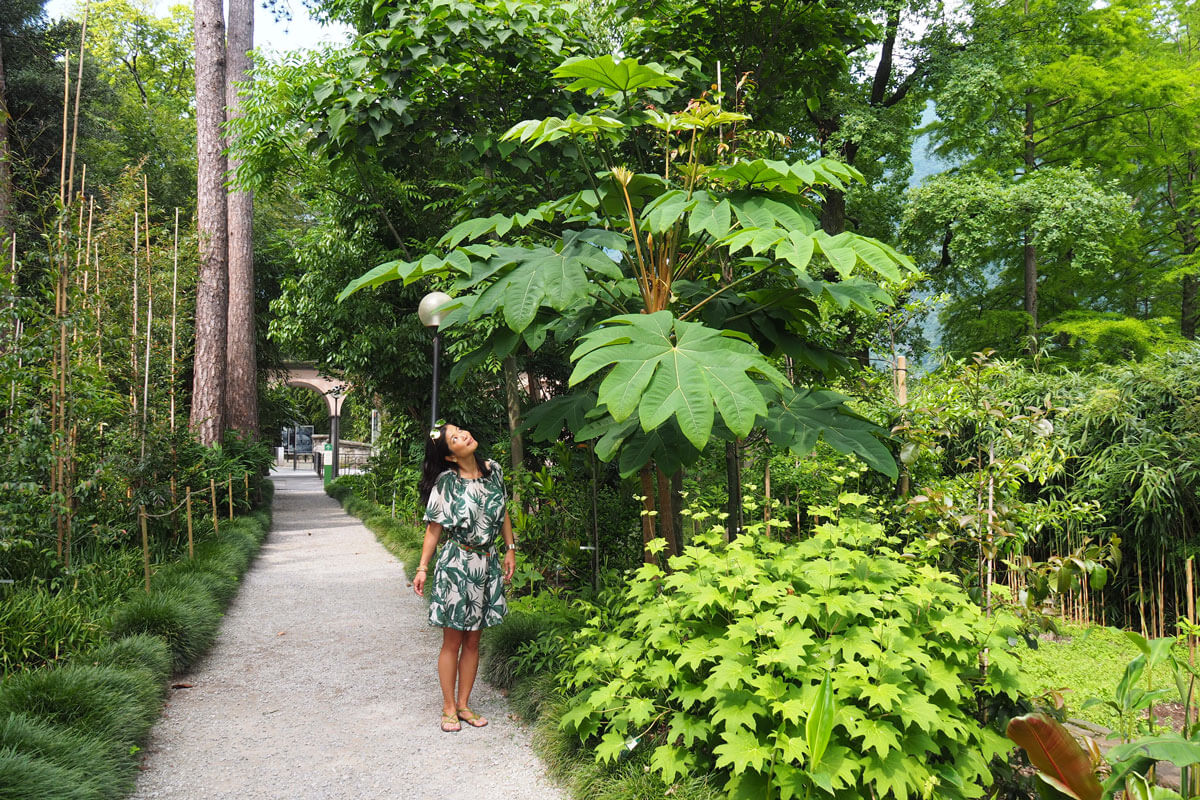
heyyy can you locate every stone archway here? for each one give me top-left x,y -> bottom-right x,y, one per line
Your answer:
270,362 -> 352,476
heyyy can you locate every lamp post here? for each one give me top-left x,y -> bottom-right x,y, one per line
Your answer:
418,291 -> 453,429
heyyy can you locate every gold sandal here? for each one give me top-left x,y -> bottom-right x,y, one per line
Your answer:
457,707 -> 488,728
441,713 -> 461,733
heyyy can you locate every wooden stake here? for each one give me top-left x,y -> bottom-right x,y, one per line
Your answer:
59,52 -> 69,206
210,478 -> 219,536
170,208 -> 179,429
227,475 -> 234,520
140,505 -> 151,593
186,487 -> 194,560
243,472 -> 249,506
131,212 -> 139,411
1187,557 -> 1195,665
66,0 -> 90,202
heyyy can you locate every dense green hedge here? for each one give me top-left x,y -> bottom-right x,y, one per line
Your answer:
0,489 -> 273,800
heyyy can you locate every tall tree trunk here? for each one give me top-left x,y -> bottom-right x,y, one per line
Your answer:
725,439 -> 743,540
191,0 -> 228,444
224,0 -> 256,438
638,467 -> 657,563
0,32 -> 12,240
656,467 -> 679,558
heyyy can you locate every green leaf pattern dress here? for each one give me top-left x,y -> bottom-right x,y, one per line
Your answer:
423,460 -> 509,630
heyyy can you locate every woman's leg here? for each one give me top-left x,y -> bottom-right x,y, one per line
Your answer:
455,628 -> 484,718
438,628 -> 465,716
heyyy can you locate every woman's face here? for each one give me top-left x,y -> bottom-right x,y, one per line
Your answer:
443,425 -> 478,463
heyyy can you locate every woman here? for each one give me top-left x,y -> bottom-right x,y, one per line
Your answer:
412,421 -> 516,733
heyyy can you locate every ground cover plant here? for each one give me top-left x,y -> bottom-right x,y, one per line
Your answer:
557,504 -> 1022,800
0,495 -> 272,800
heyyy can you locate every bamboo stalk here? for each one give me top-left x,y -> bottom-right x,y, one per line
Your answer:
1187,557 -> 1195,665
227,475 -> 234,521
186,487 -> 194,559
66,0 -> 90,202
59,53 -> 69,206
140,505 -> 150,593
94,239 -> 101,370
243,472 -> 249,506
141,248 -> 153,457
1161,550 -> 1167,639
131,212 -> 138,411
210,478 -> 219,536
170,208 -> 178,429
169,476 -> 177,535
1138,544 -> 1148,636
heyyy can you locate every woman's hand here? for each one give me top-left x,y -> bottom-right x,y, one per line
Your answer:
503,550 -> 515,583
412,568 -> 427,596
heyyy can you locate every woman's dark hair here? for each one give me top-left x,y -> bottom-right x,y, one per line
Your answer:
418,421 -> 492,507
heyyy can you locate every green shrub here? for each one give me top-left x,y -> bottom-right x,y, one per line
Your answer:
0,665 -> 161,746
0,712 -> 129,799
558,512 -> 1023,800
0,587 -> 107,673
86,635 -> 172,684
192,536 -> 253,578
0,746 -> 96,800
108,588 -> 220,674
151,561 -> 239,606
481,612 -> 557,690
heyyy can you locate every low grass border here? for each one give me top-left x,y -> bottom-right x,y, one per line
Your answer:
325,477 -> 722,800
0,482 -> 275,800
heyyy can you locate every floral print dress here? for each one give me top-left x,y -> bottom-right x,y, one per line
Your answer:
422,460 -> 508,630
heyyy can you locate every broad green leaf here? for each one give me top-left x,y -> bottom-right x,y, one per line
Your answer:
762,386 -> 898,479
553,55 -> 678,97
688,192 -> 733,239
712,727 -> 772,775
600,358 -> 662,421
776,230 -> 815,272
650,745 -> 694,784
710,159 -> 804,193
641,189 -> 696,234
847,236 -> 903,282
569,312 -> 783,448
524,246 -> 589,307
813,231 -> 857,278
596,729 -> 628,763
502,265 -> 544,331
1109,734 -> 1200,768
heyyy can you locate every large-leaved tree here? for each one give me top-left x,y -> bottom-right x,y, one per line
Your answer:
342,56 -> 912,555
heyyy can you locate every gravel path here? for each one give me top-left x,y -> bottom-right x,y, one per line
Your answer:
130,469 -> 564,800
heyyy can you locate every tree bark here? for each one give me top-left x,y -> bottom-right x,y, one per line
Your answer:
191,0 -> 228,444
638,467 -> 657,563
656,467 -> 679,558
225,0 -> 256,438
0,32 -> 12,240
725,439 -> 743,540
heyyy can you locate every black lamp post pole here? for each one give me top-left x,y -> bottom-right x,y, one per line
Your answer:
430,331 -> 441,428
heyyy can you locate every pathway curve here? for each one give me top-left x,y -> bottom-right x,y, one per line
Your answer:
131,468 -> 563,800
